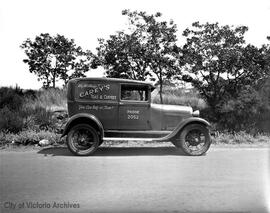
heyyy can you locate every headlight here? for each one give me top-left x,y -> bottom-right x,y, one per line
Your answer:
192,110 -> 200,117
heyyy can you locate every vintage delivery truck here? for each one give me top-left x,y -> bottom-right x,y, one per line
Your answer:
62,78 -> 211,156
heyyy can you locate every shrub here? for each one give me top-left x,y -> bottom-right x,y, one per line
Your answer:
19,105 -> 57,131
0,106 -> 57,133
23,89 -> 37,99
0,86 -> 34,133
0,107 -> 24,133
29,106 -> 55,130
210,86 -> 269,133
200,78 -> 270,134
0,86 -> 67,133
0,86 -> 24,111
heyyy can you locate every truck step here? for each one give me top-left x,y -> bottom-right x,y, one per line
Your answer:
103,137 -> 165,142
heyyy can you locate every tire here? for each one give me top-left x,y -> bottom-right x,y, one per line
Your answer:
173,124 -> 211,156
98,140 -> 104,146
67,124 -> 100,156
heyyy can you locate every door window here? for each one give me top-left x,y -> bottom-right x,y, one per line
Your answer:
121,85 -> 148,101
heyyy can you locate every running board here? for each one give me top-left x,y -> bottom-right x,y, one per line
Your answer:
104,130 -> 172,139
103,137 -> 170,142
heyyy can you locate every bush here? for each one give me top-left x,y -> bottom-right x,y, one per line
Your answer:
0,107 -> 24,133
23,89 -> 37,99
0,106 -> 58,133
203,83 -> 270,133
0,86 -> 31,133
19,105 -> 57,131
0,86 -> 24,111
0,86 -> 67,133
217,87 -> 262,132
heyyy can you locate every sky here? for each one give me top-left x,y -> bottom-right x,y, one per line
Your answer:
0,0 -> 269,89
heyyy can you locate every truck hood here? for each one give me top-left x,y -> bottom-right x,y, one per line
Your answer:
151,103 -> 193,115
150,103 -> 193,130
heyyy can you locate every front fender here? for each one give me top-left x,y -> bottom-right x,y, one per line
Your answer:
156,117 -> 210,141
61,113 -> 104,138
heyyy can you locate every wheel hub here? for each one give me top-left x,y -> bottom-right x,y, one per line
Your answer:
186,130 -> 204,146
74,131 -> 93,148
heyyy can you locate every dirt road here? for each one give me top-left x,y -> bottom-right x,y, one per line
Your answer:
0,146 -> 269,213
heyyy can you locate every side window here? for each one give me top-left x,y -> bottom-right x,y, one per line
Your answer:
121,85 -> 148,101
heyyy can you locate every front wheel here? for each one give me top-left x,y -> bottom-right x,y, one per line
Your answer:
67,124 -> 100,156
173,124 -> 211,156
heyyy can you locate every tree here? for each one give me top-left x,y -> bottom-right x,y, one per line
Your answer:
261,36 -> 270,76
96,31 -> 150,80
180,22 -> 266,121
95,10 -> 181,103
21,33 -> 92,88
254,37 -> 270,133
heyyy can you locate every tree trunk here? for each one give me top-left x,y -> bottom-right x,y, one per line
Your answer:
46,78 -> 50,89
52,69 -> 56,88
207,98 -> 220,122
159,84 -> 163,104
159,67 -> 163,104
159,83 -> 163,104
45,74 -> 50,89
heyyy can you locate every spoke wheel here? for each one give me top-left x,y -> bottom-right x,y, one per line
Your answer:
67,124 -> 100,156
174,124 -> 211,156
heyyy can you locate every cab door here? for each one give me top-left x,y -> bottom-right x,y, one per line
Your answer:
118,84 -> 151,130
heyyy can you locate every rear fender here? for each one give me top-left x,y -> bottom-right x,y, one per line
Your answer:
156,117 -> 210,141
61,113 -> 104,139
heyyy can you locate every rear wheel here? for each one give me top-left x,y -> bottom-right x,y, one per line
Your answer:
173,124 -> 211,156
67,124 -> 100,156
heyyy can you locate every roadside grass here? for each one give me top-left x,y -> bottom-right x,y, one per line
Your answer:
25,88 -> 67,111
0,130 -> 65,147
212,131 -> 270,145
1,130 -> 269,148
151,86 -> 206,110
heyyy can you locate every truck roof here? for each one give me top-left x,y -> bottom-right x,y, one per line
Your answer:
69,77 -> 155,89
